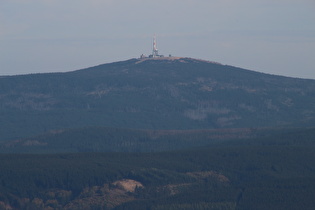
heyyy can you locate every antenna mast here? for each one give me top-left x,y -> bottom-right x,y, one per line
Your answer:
152,34 -> 159,57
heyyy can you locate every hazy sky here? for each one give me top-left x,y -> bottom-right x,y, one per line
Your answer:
1,0 -> 315,79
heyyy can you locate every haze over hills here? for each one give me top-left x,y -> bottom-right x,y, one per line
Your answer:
1,57 -> 315,141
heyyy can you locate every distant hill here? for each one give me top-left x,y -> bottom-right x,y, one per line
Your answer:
1,57 -> 315,140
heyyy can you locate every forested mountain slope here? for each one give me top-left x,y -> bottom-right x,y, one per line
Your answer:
1,57 -> 315,140
2,126 -> 311,154
0,127 -> 255,153
0,127 -> 315,209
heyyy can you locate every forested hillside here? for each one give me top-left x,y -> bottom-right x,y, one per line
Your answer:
0,128 -> 315,209
1,127 -> 310,154
0,127 -> 256,153
1,57 -> 315,140
1,57 -> 315,209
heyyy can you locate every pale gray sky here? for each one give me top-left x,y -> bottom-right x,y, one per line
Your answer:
1,0 -> 315,78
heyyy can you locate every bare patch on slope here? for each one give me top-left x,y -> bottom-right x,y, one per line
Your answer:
113,179 -> 144,193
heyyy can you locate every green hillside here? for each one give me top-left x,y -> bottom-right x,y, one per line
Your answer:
0,128 -> 315,209
1,57 -> 315,140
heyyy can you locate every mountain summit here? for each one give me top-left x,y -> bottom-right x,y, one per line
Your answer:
1,57 -> 315,140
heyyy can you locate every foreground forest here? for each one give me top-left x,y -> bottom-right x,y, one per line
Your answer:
0,127 -> 315,209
